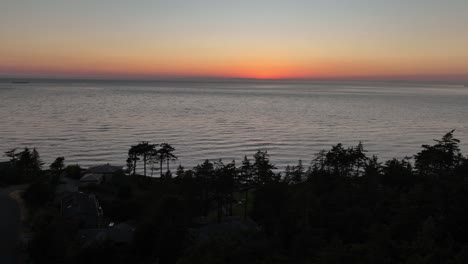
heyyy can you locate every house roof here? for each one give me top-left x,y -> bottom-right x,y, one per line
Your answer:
80,173 -> 104,182
85,164 -> 122,174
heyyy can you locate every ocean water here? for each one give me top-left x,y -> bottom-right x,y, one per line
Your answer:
1,79 -> 467,170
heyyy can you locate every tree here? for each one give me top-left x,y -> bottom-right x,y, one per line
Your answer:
291,160 -> 304,184
315,143 -> 369,178
283,165 -> 292,184
194,160 -> 215,216
22,180 -> 55,208
141,142 -> 157,177
239,155 -> 254,220
49,157 -> 65,174
213,159 -> 237,221
11,147 -> 44,180
65,164 -> 81,179
31,148 -> 44,174
311,149 -> 327,173
49,157 -> 65,184
176,164 -> 185,178
158,143 -> 177,177
382,157 -> 414,190
127,145 -> 140,176
352,142 -> 368,177
128,142 -> 157,177
126,157 -> 134,175
253,150 -> 277,185
415,130 -> 462,176
5,148 -> 18,163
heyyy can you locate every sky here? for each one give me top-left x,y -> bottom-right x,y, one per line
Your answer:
1,0 -> 467,81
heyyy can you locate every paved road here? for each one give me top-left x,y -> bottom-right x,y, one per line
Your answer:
0,191 -> 20,264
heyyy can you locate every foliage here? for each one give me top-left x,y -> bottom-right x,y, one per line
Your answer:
22,179 -> 55,208
9,131 -> 468,264
2,147 -> 44,183
50,156 -> 65,173
65,164 -> 82,179
415,130 -> 462,176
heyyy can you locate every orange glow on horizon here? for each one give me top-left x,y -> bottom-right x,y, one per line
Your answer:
1,53 -> 467,81
1,1 -> 468,81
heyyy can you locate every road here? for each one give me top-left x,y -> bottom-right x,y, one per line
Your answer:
0,190 -> 21,264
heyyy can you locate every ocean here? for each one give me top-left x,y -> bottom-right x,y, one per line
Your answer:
1,79 -> 467,170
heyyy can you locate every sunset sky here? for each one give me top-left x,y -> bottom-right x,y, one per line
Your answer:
1,0 -> 467,80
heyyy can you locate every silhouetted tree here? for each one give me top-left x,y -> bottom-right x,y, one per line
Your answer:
5,148 -> 18,164
50,157 -> 65,174
31,148 -> 43,174
158,143 -> 177,177
311,149 -> 327,173
382,157 -> 414,190
64,164 -> 81,179
176,164 -> 185,178
127,145 -> 140,176
128,142 -> 157,177
126,157 -> 134,175
283,165 -> 292,183
13,131 -> 468,263
194,160 -> 215,216
239,155 -> 254,220
352,142 -> 368,177
22,180 -> 55,208
213,160 -> 237,221
9,147 -> 44,180
140,142 -> 157,177
415,130 -> 462,177
291,160 -> 304,184
253,150 -> 277,185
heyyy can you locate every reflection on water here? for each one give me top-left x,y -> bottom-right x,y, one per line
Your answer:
0,80 -> 467,169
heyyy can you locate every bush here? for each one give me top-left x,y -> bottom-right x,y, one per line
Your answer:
22,180 -> 55,208
65,165 -> 82,179
0,161 -> 19,185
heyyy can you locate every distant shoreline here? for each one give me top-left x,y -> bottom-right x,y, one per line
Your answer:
1,77 -> 467,86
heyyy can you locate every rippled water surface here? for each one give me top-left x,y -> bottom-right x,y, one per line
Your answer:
1,80 -> 467,169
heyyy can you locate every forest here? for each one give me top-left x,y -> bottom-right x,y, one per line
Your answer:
1,130 -> 468,264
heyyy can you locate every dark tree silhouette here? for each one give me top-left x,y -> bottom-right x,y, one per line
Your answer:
291,160 -> 304,184
140,142 -> 157,177
7,147 -> 44,180
213,159 -> 236,221
239,155 -> 254,220
11,131 -> 468,264
253,150 -> 277,185
5,148 -> 18,163
382,157 -> 414,190
194,160 -> 215,216
50,157 -> 65,173
176,164 -> 185,178
158,143 -> 177,177
415,130 -> 462,176
128,142 -> 157,177
127,145 -> 140,176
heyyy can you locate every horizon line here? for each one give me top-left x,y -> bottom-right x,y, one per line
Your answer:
1,76 -> 467,85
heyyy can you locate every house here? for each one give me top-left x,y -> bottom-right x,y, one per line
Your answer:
80,173 -> 104,187
84,164 -> 123,182
61,192 -> 103,228
85,163 -> 123,175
